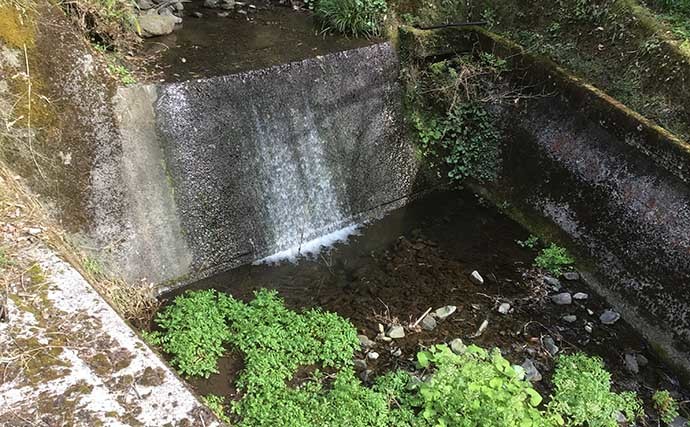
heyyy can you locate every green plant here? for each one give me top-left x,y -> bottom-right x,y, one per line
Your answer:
517,235 -> 540,249
549,353 -> 642,427
61,0 -> 140,49
652,389 -> 680,424
83,257 -> 103,276
0,247 -> 8,268
412,344 -> 562,426
203,394 -> 232,424
108,63 -> 136,85
315,0 -> 388,37
534,243 -> 574,276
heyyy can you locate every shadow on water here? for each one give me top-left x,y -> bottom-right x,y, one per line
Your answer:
141,0 -> 376,82
163,189 -> 689,410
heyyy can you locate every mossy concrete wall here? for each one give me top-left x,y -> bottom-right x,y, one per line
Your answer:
401,26 -> 690,380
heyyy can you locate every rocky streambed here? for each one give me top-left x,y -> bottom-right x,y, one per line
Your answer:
159,190 -> 690,424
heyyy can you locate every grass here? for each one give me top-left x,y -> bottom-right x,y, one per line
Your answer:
315,0 -> 388,37
150,289 -> 645,427
534,243 -> 575,276
0,247 -> 8,268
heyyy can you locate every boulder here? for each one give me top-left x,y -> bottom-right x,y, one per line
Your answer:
138,14 -> 178,37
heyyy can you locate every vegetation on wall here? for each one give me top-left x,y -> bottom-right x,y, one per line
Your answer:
148,289 -> 645,426
59,0 -> 139,49
534,243 -> 575,276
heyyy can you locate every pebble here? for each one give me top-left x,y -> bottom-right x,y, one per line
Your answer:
497,302 -> 511,315
27,227 -> 42,235
543,276 -> 561,290
587,308 -> 594,316
585,323 -> 593,333
600,310 -> 621,325
191,11 -> 203,17
378,324 -> 385,334
420,315 -> 437,331
624,353 -> 639,374
551,292 -> 572,305
354,359 -> 367,370
562,315 -> 577,323
358,335 -> 376,349
434,305 -> 457,321
573,292 -> 588,300
450,338 -> 466,354
522,358 -> 542,382
387,325 -> 405,339
359,369 -> 373,382
391,348 -> 402,357
636,354 -> 649,367
563,271 -> 580,281
367,351 -> 379,361
543,336 -> 559,356
470,270 -> 484,285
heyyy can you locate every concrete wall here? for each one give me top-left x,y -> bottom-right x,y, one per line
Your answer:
401,27 -> 690,379
114,42 -> 425,288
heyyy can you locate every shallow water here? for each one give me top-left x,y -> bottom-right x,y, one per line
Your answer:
162,190 -> 689,419
141,0 -> 374,82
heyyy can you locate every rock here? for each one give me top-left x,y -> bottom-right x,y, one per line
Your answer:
600,310 -> 621,325
562,315 -> 577,323
357,335 -> 376,349
551,292 -> 572,305
359,369 -> 373,382
498,302 -> 511,315
420,315 -> 437,331
543,276 -> 561,289
563,271 -> 580,281
636,354 -> 649,367
354,359 -> 367,370
191,11 -> 203,17
614,411 -> 627,424
138,14 -> 178,37
573,292 -> 588,300
587,308 -> 594,316
449,338 -> 466,354
367,351 -> 379,361
387,325 -> 405,339
433,305 -> 457,321
543,336 -> 559,356
585,323 -> 593,333
522,358 -> 542,382
137,0 -> 155,9
219,0 -> 235,9
470,270 -> 484,285
391,348 -> 402,357
624,353 -> 639,374
203,0 -> 218,7
27,227 -> 42,235
378,324 -> 385,334
670,416 -> 689,427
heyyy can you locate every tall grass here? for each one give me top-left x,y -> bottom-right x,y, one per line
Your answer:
315,0 -> 388,37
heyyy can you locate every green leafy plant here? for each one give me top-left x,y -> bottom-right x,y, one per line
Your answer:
203,394 -> 232,423
652,389 -> 680,424
549,353 -> 642,427
315,0 -> 388,37
412,344 -> 562,426
534,243 -> 574,276
517,235 -> 540,249
0,247 -> 8,268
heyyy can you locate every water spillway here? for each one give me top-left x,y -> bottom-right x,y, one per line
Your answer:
112,42 -> 426,287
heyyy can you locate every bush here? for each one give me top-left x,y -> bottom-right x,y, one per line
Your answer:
315,0 -> 388,37
411,344 -> 561,426
534,243 -> 574,276
549,353 -> 642,427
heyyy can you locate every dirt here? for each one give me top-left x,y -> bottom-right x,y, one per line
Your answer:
163,189 -> 690,422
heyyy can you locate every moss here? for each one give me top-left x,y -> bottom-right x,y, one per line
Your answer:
0,5 -> 34,48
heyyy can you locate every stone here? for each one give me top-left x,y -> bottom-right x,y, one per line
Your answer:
391,348 -> 402,357
357,335 -> 376,349
27,227 -> 42,235
522,358 -> 542,382
636,354 -> 649,367
497,302 -> 511,315
563,271 -> 580,281
138,14 -> 178,37
543,336 -> 559,356
433,305 -> 457,320
220,0 -> 235,9
551,292 -> 572,305
203,0 -> 218,7
191,11 -> 203,17
585,323 -> 593,333
367,351 -> 379,361
543,276 -> 561,289
387,325 -> 405,339
359,369 -> 373,382
420,315 -> 437,331
173,2 -> 184,11
624,353 -> 639,374
449,338 -> 466,354
562,315 -> 577,323
587,308 -> 594,316
470,270 -> 484,285
670,416 -> 689,427
573,292 -> 588,300
354,359 -> 367,370
137,0 -> 155,10
600,310 -> 621,325
378,324 -> 385,334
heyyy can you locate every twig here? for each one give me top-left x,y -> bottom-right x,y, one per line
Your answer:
22,44 -> 45,180
411,307 -> 432,328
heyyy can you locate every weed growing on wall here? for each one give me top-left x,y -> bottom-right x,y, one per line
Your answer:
652,389 -> 680,424
549,353 -> 642,426
315,0 -> 388,37
534,243 -> 574,276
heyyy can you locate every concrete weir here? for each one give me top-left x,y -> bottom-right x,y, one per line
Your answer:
113,42 -> 423,289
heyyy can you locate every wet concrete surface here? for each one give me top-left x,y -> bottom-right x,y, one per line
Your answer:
141,0 -> 375,82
